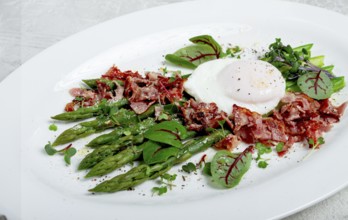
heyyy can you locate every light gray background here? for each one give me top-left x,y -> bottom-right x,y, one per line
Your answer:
0,0 -> 348,219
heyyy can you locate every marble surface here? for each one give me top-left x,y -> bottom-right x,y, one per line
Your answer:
1,0 -> 348,219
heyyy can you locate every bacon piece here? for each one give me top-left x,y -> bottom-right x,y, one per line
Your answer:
69,88 -> 97,100
124,72 -> 185,114
180,99 -> 231,132
157,74 -> 185,103
231,105 -> 288,144
214,134 -> 239,151
102,66 -> 141,81
96,80 -> 124,101
319,99 -> 347,122
96,80 -> 113,100
64,102 -> 75,112
274,93 -> 346,150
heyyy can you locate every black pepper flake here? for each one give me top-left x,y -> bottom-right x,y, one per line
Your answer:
248,93 -> 251,95
238,78 -> 241,81
237,89 -> 240,92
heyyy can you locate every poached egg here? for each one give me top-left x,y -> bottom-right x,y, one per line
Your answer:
184,59 -> 286,115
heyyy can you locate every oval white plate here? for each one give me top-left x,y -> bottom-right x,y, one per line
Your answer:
1,0 -> 348,219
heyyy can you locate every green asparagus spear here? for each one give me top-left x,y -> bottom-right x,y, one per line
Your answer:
89,129 -> 227,193
52,105 -> 157,146
52,109 -> 138,146
87,118 -> 155,147
85,135 -> 195,178
78,134 -> 145,170
51,98 -> 128,121
85,145 -> 143,178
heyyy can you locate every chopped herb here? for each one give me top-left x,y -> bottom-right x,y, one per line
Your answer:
161,67 -> 168,75
49,124 -> 58,131
74,96 -> 84,101
123,131 -> 131,136
153,173 -> 177,195
276,142 -> 284,153
44,142 -> 57,155
158,113 -> 169,121
317,137 -> 325,145
161,173 -> 177,182
152,186 -> 168,196
44,142 -> 77,165
255,142 -> 272,161
217,120 -> 226,135
182,162 -> 197,173
64,147 -> 77,165
258,161 -> 268,169
303,137 -> 325,160
202,162 -> 212,176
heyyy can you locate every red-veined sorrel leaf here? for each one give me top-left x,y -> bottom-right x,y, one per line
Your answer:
165,35 -> 224,69
297,71 -> 333,100
142,141 -> 179,165
144,120 -> 188,148
211,146 -> 253,188
189,35 -> 224,59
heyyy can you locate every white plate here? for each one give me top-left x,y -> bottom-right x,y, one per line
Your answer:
1,0 -> 348,219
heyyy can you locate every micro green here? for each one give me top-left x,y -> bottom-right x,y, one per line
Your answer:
152,186 -> 167,196
48,124 -> 58,131
257,161 -> 268,169
276,142 -> 285,153
44,142 -> 77,165
152,173 -> 177,195
303,137 -> 325,160
182,162 -> 197,173
202,162 -> 212,176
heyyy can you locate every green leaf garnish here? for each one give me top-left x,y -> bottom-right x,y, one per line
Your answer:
182,162 -> 197,173
226,46 -> 242,58
64,147 -> 77,165
44,142 -> 77,165
276,142 -> 284,153
152,173 -> 177,195
211,147 -> 253,188
303,137 -> 325,160
165,35 -> 224,69
142,141 -> 179,165
74,96 -> 84,101
318,137 -> 325,145
44,142 -> 57,155
257,161 -> 268,169
297,71 -> 333,99
161,173 -> 177,182
255,142 -> 272,161
202,162 -> 212,176
158,113 -> 169,121
49,124 -> 58,131
144,121 -> 188,148
152,186 -> 168,196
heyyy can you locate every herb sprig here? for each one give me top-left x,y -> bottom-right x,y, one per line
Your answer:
44,142 -> 77,165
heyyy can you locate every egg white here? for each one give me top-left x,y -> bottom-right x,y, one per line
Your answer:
184,59 -> 285,115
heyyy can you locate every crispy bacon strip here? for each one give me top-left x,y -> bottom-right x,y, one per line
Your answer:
124,72 -> 185,114
214,134 -> 239,151
180,99 -> 232,132
231,93 -> 346,155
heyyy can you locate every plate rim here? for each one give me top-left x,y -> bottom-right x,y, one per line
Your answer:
1,0 -> 348,219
